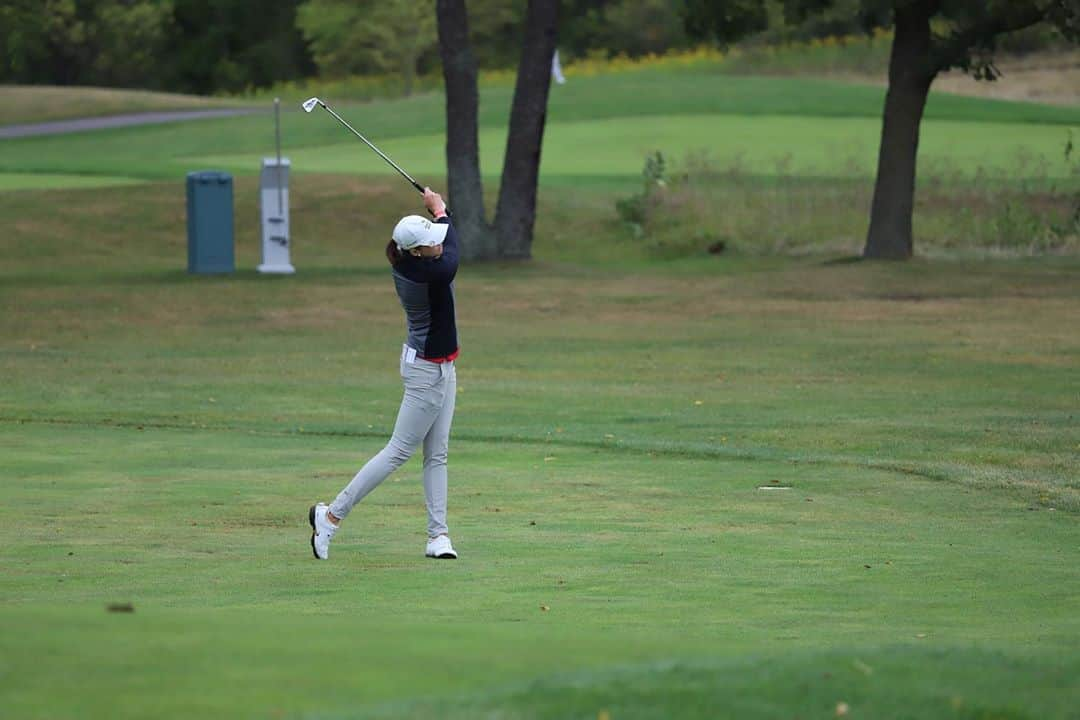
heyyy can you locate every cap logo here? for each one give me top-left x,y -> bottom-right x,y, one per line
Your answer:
392,214 -> 446,249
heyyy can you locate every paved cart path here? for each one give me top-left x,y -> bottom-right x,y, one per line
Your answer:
0,108 -> 258,139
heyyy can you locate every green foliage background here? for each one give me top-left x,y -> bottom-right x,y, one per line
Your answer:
2,0 -> 1071,96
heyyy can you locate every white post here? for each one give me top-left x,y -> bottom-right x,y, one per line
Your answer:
258,157 -> 294,274
259,98 -> 295,274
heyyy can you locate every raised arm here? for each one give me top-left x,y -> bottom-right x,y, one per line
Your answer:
424,187 -> 447,219
424,188 -> 458,276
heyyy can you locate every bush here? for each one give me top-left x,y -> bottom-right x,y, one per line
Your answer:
615,150 -> 667,230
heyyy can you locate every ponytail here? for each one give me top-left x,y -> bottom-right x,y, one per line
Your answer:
386,239 -> 404,266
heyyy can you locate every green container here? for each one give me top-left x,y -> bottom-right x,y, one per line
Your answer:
186,171 -> 234,274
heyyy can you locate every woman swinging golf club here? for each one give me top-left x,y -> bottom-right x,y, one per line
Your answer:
309,187 -> 460,560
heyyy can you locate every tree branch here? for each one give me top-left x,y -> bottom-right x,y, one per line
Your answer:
932,1 -> 1053,74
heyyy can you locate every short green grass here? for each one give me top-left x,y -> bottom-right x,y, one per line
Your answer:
1,176 -> 1078,718
1,73 -> 1077,187
192,113 -> 1079,182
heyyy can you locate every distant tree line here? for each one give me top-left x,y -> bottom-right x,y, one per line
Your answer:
0,0 -> 700,93
0,0 -> 311,93
1,0 -> 1070,95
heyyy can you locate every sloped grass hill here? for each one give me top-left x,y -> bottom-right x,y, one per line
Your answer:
1,73 -> 1078,189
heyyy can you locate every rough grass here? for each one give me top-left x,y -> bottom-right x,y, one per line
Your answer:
0,85 -> 252,127
614,153 -> 1080,258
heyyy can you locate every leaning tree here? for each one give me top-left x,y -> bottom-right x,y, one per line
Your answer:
687,0 -> 1080,259
437,0 -> 560,261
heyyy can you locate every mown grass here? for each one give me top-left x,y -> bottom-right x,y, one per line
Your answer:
363,648 -> 1080,719
2,72 -> 1078,182
3,178 -> 1079,510
1,175 -> 1078,718
0,172 -> 143,190
188,113 -> 1079,184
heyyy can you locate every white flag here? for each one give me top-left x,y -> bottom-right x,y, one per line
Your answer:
551,49 -> 566,85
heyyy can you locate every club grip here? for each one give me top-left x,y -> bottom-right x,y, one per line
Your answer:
414,182 -> 449,217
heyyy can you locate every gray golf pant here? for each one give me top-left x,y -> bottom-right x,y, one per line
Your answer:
330,346 -> 456,537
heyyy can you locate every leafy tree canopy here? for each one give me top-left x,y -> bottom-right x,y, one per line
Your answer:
775,0 -> 1080,78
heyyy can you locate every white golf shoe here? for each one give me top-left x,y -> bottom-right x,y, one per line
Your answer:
425,535 -> 458,559
309,503 -> 338,560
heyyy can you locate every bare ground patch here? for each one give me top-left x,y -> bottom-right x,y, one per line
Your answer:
935,53 -> 1080,107
821,51 -> 1080,106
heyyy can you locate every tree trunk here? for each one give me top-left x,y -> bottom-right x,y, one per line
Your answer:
493,0 -> 560,260
436,0 -> 496,260
863,1 -> 939,260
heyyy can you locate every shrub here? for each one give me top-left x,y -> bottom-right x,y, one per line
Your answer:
615,150 -> 667,230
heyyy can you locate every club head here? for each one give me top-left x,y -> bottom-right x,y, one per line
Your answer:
301,97 -> 321,113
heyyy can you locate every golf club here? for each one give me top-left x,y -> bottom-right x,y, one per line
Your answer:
301,97 -> 425,195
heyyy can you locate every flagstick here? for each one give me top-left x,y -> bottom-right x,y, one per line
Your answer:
274,97 -> 283,217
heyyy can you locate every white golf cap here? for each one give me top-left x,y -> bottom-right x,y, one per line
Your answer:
392,215 -> 448,250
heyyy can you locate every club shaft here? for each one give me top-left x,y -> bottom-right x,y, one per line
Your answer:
320,102 -> 424,194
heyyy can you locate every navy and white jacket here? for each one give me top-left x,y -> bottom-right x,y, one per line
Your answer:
392,216 -> 459,360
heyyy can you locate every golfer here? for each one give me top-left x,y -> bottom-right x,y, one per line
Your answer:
309,188 -> 460,560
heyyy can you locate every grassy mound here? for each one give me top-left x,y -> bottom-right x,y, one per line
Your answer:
0,85 -> 249,127
360,648 -> 1080,719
